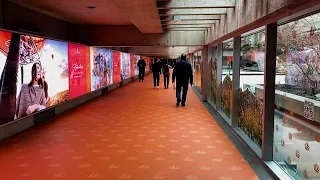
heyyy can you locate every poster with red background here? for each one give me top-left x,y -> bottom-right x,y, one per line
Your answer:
130,54 -> 135,77
68,43 -> 87,99
113,51 -> 121,83
144,57 -> 151,72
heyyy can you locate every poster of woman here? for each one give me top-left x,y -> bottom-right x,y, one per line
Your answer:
17,36 -> 69,116
90,47 -> 113,91
0,33 -> 69,125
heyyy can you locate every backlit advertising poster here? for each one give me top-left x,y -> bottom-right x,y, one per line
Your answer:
18,36 -> 69,112
130,54 -> 135,77
0,30 -> 14,125
144,57 -> 151,72
134,55 -> 140,76
90,47 -> 113,91
120,52 -> 130,80
113,51 -> 121,83
0,34 -> 69,125
68,43 -> 87,99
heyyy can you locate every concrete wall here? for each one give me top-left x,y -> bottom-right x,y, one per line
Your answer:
206,0 -> 320,45
76,25 -> 205,46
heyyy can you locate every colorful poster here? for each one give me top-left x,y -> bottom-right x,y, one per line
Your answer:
130,54 -> 135,77
134,55 -> 140,76
0,31 -> 14,125
145,57 -> 151,72
113,51 -> 121,83
68,43 -> 87,99
120,52 -> 130,80
18,36 -> 69,110
90,47 -> 113,91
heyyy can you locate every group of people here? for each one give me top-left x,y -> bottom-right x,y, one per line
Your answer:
151,58 -> 171,90
138,55 -> 193,106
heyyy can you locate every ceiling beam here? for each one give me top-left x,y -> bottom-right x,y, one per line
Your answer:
128,46 -> 189,55
157,0 -> 235,9
78,25 -> 205,46
163,28 -> 208,31
162,20 -> 216,25
159,9 -> 227,16
163,23 -> 214,26
160,15 -> 221,21
163,24 -> 212,28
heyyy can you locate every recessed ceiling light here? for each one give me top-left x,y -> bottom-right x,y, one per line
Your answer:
87,6 -> 96,9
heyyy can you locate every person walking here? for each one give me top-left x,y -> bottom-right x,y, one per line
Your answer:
152,58 -> 161,89
137,58 -> 146,81
162,60 -> 171,89
172,55 -> 193,106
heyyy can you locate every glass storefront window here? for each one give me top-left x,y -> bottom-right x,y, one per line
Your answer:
273,12 -> 320,179
238,29 -> 265,148
220,41 -> 233,119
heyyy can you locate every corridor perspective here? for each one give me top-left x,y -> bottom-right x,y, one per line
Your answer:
0,75 -> 258,180
2,0 -> 320,179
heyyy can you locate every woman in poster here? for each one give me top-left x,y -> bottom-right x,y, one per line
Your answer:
16,62 -> 46,118
92,54 -> 102,90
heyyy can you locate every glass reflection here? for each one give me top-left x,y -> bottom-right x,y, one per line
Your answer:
273,12 -> 320,180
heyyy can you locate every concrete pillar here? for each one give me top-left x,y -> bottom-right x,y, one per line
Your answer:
262,23 -> 277,161
231,36 -> 241,128
202,45 -> 209,102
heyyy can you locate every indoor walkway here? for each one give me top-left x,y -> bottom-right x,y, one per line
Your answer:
0,74 -> 258,180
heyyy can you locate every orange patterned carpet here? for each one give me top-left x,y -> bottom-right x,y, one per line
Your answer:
0,74 -> 258,180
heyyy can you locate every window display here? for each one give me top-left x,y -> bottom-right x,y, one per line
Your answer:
220,40 -> 233,119
238,29 -> 265,147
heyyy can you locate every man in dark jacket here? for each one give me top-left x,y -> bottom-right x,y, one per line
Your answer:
172,55 -> 193,106
152,58 -> 162,89
137,59 -> 146,81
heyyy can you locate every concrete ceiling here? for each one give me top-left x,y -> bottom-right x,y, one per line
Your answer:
9,0 -> 163,33
127,46 -> 201,59
156,0 -> 235,32
9,0 -> 237,58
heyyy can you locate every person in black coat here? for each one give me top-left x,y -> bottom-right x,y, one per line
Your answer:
162,60 -> 171,89
152,58 -> 162,89
172,55 -> 193,106
137,59 -> 146,81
